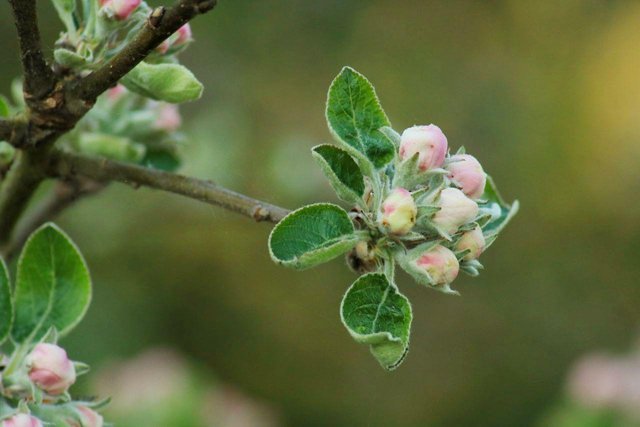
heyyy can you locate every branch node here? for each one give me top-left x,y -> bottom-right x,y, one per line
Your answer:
253,206 -> 271,222
149,7 -> 167,29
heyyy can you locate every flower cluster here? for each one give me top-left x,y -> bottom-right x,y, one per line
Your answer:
0,339 -> 104,426
353,124 -> 493,293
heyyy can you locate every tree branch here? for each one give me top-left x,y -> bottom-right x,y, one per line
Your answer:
46,150 -> 291,223
8,0 -> 55,100
72,0 -> 218,102
0,150 -> 46,246
2,180 -> 104,260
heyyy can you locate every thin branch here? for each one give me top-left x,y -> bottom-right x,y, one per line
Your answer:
8,0 -> 55,100
46,150 -> 291,223
2,180 -> 104,260
73,0 -> 218,102
0,150 -> 45,246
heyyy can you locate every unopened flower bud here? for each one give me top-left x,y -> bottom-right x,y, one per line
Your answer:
26,343 -> 76,395
455,225 -> 485,261
101,0 -> 141,20
106,84 -> 126,102
399,125 -> 448,171
69,406 -> 104,427
175,24 -> 193,46
155,104 -> 182,132
380,188 -> 417,235
415,245 -> 459,285
1,414 -> 43,427
432,188 -> 478,235
446,154 -> 486,199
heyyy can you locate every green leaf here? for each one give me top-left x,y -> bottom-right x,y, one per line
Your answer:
122,62 -> 203,104
76,132 -> 146,162
0,142 -> 16,166
478,175 -> 519,248
54,49 -> 87,68
12,223 -> 92,343
341,273 -> 412,370
142,149 -> 181,172
312,144 -> 365,204
326,67 -> 394,168
0,259 -> 12,344
269,203 -> 359,270
0,96 -> 10,117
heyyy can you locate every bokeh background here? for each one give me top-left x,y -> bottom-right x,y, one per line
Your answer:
2,1 -> 640,426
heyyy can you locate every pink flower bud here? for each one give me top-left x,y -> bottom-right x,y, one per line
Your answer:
1,414 -> 43,427
26,343 -> 76,395
432,188 -> 478,235
380,188 -> 417,235
446,154 -> 486,199
101,0 -> 141,20
455,225 -> 485,261
106,84 -> 126,102
415,245 -> 459,285
175,24 -> 193,46
69,406 -> 104,427
399,125 -> 448,171
155,104 -> 182,132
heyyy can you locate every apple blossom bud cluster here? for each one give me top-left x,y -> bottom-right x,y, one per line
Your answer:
0,340 -> 105,426
348,121 -> 513,292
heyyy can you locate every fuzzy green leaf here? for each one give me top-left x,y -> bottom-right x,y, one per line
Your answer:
122,62 -> 203,104
326,67 -> 394,168
12,224 -> 92,343
341,273 -> 412,370
312,144 -> 365,204
269,203 -> 358,270
479,175 -> 519,248
0,259 -> 12,344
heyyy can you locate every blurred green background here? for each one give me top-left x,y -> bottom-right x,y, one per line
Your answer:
2,1 -> 640,425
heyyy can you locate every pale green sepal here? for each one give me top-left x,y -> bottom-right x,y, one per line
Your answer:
122,62 -> 204,104
40,327 -> 59,345
0,258 -> 12,344
74,361 -> 91,376
340,273 -> 412,370
11,223 -> 92,343
268,203 -> 359,270
379,126 -> 401,147
479,175 -> 519,248
325,67 -> 394,168
311,144 -> 365,205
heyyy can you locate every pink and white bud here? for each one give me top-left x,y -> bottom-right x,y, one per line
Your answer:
455,225 -> 485,261
380,188 -> 417,235
106,84 -> 126,102
26,343 -> 76,395
175,24 -> 193,46
155,104 -> 182,132
446,154 -> 486,199
68,406 -> 104,427
432,188 -> 478,235
1,414 -> 43,427
415,245 -> 459,286
399,125 -> 448,171
101,0 -> 141,20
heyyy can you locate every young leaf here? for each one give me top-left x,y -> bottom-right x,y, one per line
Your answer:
122,62 -> 204,104
76,132 -> 146,162
341,273 -> 412,370
12,224 -> 92,343
0,95 -> 10,117
312,144 -> 365,205
269,203 -> 359,270
0,259 -> 12,344
478,175 -> 519,248
326,67 -> 395,168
